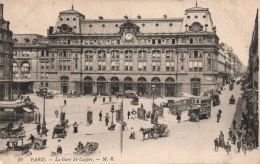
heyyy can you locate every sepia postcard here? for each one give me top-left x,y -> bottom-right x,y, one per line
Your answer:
0,0 -> 259,163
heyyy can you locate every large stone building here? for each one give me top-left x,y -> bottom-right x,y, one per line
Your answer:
0,4 -> 13,100
13,5 -> 236,96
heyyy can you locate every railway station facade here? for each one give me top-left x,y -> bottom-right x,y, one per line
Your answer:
13,5 -> 232,96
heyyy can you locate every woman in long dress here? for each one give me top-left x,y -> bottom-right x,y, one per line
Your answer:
73,122 -> 78,133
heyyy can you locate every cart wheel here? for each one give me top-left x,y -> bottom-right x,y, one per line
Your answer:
195,116 -> 199,122
166,130 -> 170,137
34,143 -> 40,150
19,131 -> 26,137
154,133 -> 159,139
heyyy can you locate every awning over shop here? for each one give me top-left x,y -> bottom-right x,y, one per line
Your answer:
23,107 -> 33,112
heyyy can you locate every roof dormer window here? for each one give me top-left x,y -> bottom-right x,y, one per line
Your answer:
195,15 -> 198,19
66,18 -> 70,21
187,16 -> 190,19
73,18 -> 76,21
60,18 -> 63,21
203,15 -> 206,18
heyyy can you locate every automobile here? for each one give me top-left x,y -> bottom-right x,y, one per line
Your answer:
52,126 -> 67,139
210,93 -> 220,106
188,104 -> 211,122
45,92 -> 54,99
229,84 -> 234,91
124,90 -> 137,98
229,95 -> 235,104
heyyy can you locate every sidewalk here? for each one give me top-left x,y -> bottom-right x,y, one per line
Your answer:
231,97 -> 246,132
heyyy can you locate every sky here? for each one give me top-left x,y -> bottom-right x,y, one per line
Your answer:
1,0 -> 259,66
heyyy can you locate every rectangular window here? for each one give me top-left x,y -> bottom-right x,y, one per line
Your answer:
75,60 -> 78,69
208,60 -> 212,71
45,82 -> 48,87
152,39 -> 155,44
117,39 -> 120,44
189,61 -> 193,71
46,50 -> 49,57
172,39 -> 175,44
198,61 -> 203,72
194,51 -> 198,58
194,61 -> 198,72
181,61 -> 184,70
41,82 -> 43,87
51,60 -> 54,69
41,50 -> 44,57
41,62 -> 44,69
45,62 -> 49,69
45,74 -> 49,79
190,38 -> 193,44
158,39 -> 161,44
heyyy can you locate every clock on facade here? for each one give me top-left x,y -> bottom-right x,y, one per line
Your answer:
125,33 -> 133,41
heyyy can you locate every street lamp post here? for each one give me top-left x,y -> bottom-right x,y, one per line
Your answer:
152,84 -> 156,113
120,96 -> 123,155
110,105 -> 115,126
42,88 -> 47,125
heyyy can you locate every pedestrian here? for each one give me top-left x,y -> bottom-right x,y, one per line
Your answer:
65,119 -> 69,128
73,122 -> 78,133
218,109 -> 222,115
225,141 -> 231,154
57,139 -> 62,154
93,98 -> 96,104
123,121 -> 127,131
37,123 -> 41,134
177,114 -> 181,123
233,119 -> 237,130
232,133 -> 237,144
55,110 -> 59,118
129,127 -> 135,139
217,112 -> 221,123
27,134 -> 35,144
214,138 -> 219,151
237,140 -> 241,153
109,96 -> 112,102
228,128 -> 233,140
105,113 -> 109,126
103,97 -> 105,103
141,103 -> 143,108
242,143 -> 247,154
99,111 -> 102,121
128,111 -> 130,119
154,112 -> 158,125
64,99 -> 67,106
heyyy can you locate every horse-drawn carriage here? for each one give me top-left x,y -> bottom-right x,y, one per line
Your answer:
210,93 -> 220,107
0,125 -> 26,139
229,95 -> 236,104
52,125 -> 67,139
229,84 -> 234,91
74,142 -> 100,155
33,137 -> 47,150
0,138 -> 32,156
140,124 -> 170,141
131,97 -> 139,105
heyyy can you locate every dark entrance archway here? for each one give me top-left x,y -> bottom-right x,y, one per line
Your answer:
84,76 -> 93,95
151,77 -> 161,96
165,77 -> 175,97
110,77 -> 119,95
60,76 -> 69,94
97,76 -> 106,95
191,78 -> 201,96
124,77 -> 133,91
137,77 -> 147,95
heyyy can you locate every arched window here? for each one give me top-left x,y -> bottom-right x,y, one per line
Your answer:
21,62 -> 30,72
98,50 -> 106,59
111,50 -> 120,58
152,50 -> 161,58
85,50 -> 93,59
191,78 -> 201,96
59,51 -> 70,58
13,62 -> 18,72
138,50 -> 146,58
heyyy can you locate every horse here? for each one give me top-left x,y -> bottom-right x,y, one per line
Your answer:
139,127 -> 155,141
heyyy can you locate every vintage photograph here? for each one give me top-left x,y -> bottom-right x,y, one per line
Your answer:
0,0 -> 259,163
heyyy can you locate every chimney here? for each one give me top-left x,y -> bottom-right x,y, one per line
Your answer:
137,15 -> 141,19
0,4 -> 3,21
163,14 -> 167,19
99,16 -> 103,20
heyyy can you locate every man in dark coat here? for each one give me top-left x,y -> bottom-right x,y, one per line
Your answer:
37,123 -> 41,134
64,99 -> 67,106
232,133 -> 237,144
237,140 -> 241,153
233,119 -> 237,130
28,134 -> 35,144
228,128 -> 233,140
217,112 -> 221,123
103,97 -> 105,103
127,111 -> 130,119
214,138 -> 219,151
105,113 -> 109,126
99,111 -> 102,121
